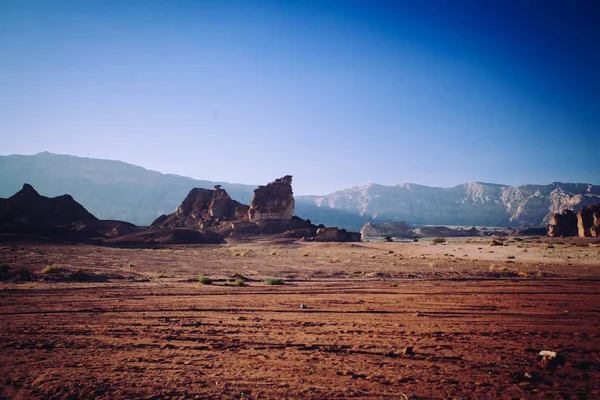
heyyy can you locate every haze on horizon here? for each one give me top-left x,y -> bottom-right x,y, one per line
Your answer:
1,0 -> 598,195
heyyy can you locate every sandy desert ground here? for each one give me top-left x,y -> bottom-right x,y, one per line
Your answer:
1,235 -> 600,399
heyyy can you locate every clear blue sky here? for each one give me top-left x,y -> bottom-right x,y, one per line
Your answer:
1,0 -> 598,194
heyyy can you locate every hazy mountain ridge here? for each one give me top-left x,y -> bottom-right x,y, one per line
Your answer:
2,153 -> 598,230
0,152 -> 257,225
295,181 -> 600,229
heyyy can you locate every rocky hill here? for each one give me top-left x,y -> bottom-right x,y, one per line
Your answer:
0,184 -> 139,241
296,182 -> 600,230
0,152 -> 256,225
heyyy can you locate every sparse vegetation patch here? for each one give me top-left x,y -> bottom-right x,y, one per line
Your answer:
264,278 -> 285,285
41,265 -> 60,274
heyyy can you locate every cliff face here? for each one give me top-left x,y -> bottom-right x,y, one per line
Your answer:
248,176 -> 295,222
548,204 -> 600,237
576,204 -> 600,237
297,182 -> 600,228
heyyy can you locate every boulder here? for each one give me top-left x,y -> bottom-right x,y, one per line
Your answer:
248,176 -> 294,222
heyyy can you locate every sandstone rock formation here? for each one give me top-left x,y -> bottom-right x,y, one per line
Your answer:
248,176 -> 295,222
549,210 -> 580,237
360,221 -> 413,238
152,185 -> 248,230
548,204 -> 600,237
153,176 -> 359,241
576,204 -> 600,237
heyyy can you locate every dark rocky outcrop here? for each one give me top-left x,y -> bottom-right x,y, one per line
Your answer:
548,204 -> 600,237
413,226 -> 480,238
314,227 -> 361,242
152,176 -> 357,241
0,184 -> 97,226
359,220 -> 480,239
2,177 -> 361,245
360,221 -> 413,238
152,185 -> 248,231
0,184 -> 139,242
548,210 -> 580,237
249,176 -> 295,222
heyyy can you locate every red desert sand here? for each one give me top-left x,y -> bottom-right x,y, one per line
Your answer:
1,236 -> 600,399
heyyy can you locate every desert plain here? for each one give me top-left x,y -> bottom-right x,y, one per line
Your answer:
1,235 -> 600,399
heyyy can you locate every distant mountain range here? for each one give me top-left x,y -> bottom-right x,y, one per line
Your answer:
0,152 -> 256,225
296,182 -> 600,230
2,152 -> 599,230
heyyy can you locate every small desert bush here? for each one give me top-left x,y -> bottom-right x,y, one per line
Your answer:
384,236 -> 393,242
535,270 -> 544,278
264,278 -> 285,285
387,250 -> 394,254
0,262 -> 10,274
432,237 -> 446,245
234,278 -> 246,287
490,239 -> 504,246
330,257 -> 340,263
199,276 -> 213,285
302,252 -> 309,257
506,255 -> 516,259
41,265 -> 60,274
16,266 -> 32,280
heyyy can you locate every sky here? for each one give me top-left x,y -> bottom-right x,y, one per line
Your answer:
1,0 -> 598,195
